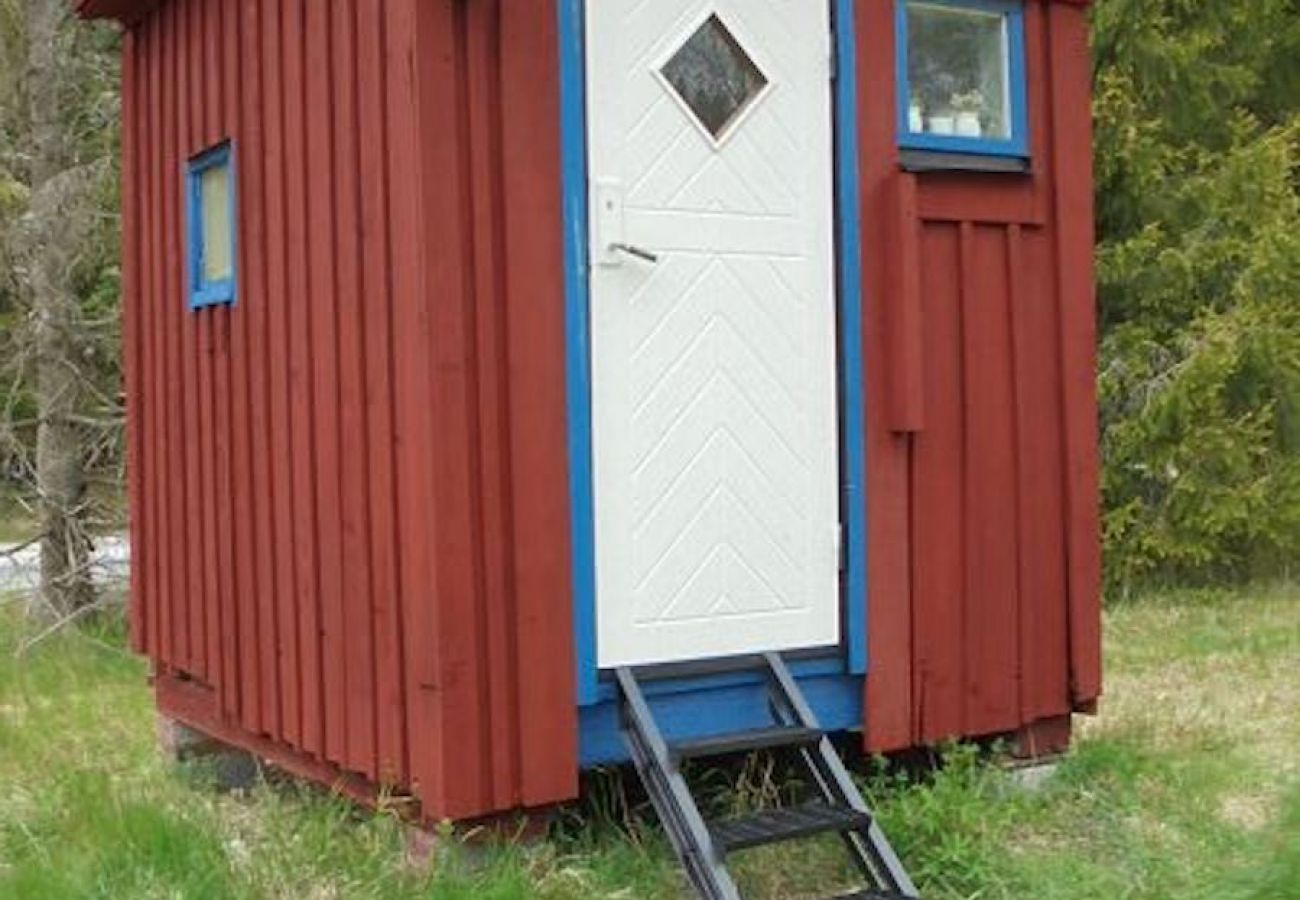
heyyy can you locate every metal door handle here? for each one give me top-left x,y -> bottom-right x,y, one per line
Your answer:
609,242 -> 660,264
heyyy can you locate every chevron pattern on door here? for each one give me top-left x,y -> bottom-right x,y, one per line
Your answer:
587,0 -> 840,667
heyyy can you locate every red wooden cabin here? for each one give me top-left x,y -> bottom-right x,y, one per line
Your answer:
81,0 -> 1100,824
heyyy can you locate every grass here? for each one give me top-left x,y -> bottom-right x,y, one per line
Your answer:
0,585 -> 1296,899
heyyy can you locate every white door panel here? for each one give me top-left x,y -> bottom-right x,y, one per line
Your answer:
588,0 -> 840,667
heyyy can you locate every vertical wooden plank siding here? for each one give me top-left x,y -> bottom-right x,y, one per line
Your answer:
240,0 -> 277,739
227,0 -> 258,734
388,0 -> 445,809
165,0 -> 188,675
858,0 -> 1100,750
497,0 -> 579,809
1009,226 -> 1072,721
303,0 -> 345,768
332,0 -> 378,781
464,0 -> 519,813
910,223 -> 965,742
120,30 -> 145,655
262,0 -> 300,750
144,10 -> 162,662
1046,2 -> 1104,707
403,0 -> 578,818
122,0 -> 514,813
883,174 -> 925,433
414,0 -> 493,815
856,0 -> 915,751
198,0 -> 221,694
356,0 -> 406,787
282,0 -> 322,760
959,224 -> 1022,735
215,0 -> 240,723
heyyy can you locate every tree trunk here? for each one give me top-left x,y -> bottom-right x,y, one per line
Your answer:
26,0 -> 95,617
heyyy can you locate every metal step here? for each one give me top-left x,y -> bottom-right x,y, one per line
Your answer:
616,654 -> 919,899
670,725 -> 825,763
711,802 -> 873,853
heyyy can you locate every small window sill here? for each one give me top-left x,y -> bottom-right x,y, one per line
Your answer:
189,280 -> 236,311
899,148 -> 1031,175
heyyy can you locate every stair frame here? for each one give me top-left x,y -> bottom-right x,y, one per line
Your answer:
616,653 -> 920,899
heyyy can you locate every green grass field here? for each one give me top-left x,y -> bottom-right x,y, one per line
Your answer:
0,586 -> 1297,899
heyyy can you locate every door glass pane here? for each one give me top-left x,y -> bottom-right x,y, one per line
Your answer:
905,2 -> 1011,140
200,163 -> 233,283
661,14 -> 769,140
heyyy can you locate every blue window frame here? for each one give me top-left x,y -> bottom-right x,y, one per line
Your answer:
186,142 -> 237,309
896,0 -> 1029,159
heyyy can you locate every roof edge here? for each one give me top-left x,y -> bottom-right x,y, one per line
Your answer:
75,0 -> 161,23
79,0 -> 1091,23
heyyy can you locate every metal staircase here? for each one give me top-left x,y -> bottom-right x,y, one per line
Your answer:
616,653 -> 920,900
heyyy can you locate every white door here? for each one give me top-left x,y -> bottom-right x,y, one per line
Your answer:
587,0 -> 840,668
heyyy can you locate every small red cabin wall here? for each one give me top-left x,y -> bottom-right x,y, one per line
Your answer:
118,0 -> 576,821
107,0 -> 1097,823
855,0 -> 1101,751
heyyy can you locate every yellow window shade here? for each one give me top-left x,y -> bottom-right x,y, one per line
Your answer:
200,163 -> 233,282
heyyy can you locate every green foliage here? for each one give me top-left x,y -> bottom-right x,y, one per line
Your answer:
1094,0 -> 1300,593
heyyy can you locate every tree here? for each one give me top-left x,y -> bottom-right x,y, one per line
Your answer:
1092,0 -> 1300,592
0,0 -> 120,617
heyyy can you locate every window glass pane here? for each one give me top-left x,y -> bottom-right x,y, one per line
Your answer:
661,14 -> 769,140
905,2 -> 1011,140
200,163 -> 233,283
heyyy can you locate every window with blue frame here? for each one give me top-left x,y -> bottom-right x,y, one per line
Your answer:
896,0 -> 1028,158
187,143 -> 236,309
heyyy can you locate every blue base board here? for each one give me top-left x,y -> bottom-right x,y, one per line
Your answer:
578,659 -> 864,767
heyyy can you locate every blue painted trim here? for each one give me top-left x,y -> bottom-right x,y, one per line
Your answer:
895,0 -> 1030,159
186,141 -> 237,310
560,0 -> 870,703
558,0 -> 599,706
579,660 -> 863,766
834,0 -> 869,675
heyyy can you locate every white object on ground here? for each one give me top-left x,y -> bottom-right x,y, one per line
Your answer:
0,534 -> 130,594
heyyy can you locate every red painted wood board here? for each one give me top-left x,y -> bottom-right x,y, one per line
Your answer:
857,0 -> 916,753
356,0 -> 407,787
911,223 -> 965,743
120,29 -> 145,655
959,223 -> 1023,737
884,173 -> 925,434
1047,3 -> 1103,706
498,0 -> 579,810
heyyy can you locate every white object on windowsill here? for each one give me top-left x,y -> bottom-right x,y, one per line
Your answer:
909,103 -> 924,133
927,114 -> 956,135
955,111 -> 982,137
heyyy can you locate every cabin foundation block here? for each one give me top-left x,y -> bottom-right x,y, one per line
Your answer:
1009,714 -> 1073,761
157,713 -> 261,791
403,809 -> 555,871
1006,760 -> 1060,792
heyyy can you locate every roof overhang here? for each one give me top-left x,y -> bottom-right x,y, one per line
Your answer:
76,0 -> 161,23
80,0 -> 1091,23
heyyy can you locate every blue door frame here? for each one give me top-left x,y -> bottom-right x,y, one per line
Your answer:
559,0 -> 869,761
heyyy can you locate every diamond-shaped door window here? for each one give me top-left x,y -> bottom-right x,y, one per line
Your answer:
661,14 -> 769,141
